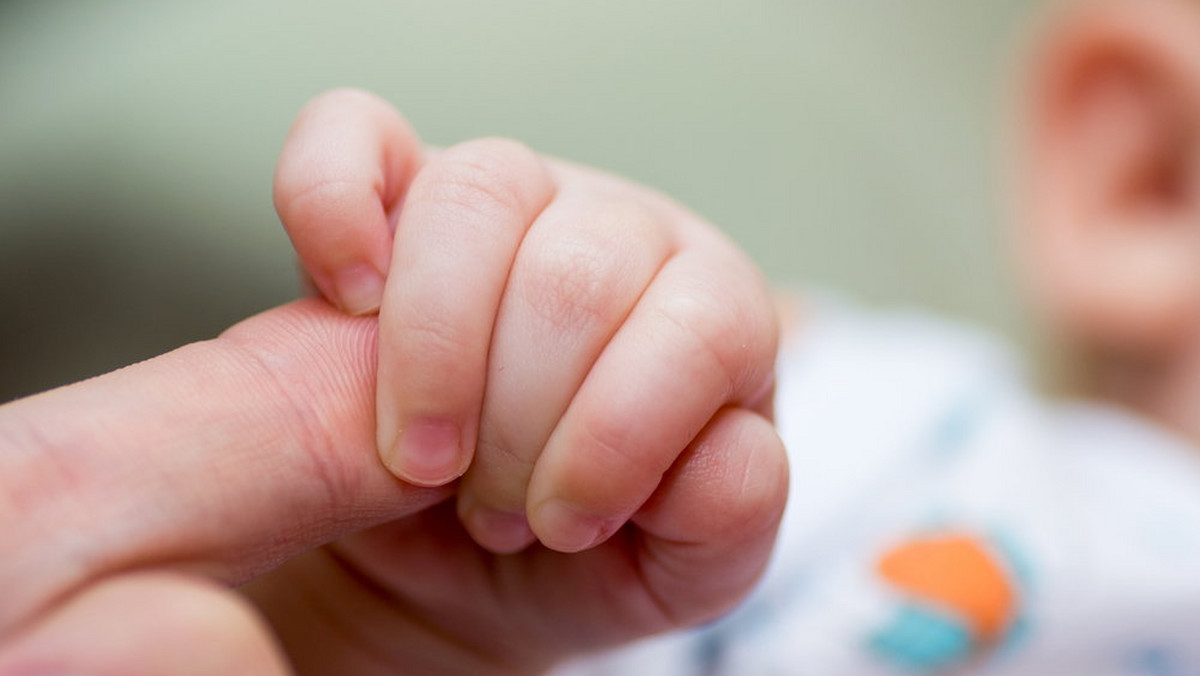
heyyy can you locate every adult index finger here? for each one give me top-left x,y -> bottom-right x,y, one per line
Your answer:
0,298 -> 449,637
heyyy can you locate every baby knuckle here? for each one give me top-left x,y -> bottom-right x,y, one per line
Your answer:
522,203 -> 660,333
425,139 -> 544,220
522,246 -> 612,334
584,197 -> 667,240
657,283 -> 750,392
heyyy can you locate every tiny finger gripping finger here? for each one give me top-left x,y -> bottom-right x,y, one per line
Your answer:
525,247 -> 779,553
376,138 -> 557,487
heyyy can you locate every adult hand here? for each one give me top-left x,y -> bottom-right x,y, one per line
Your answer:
0,300 -> 448,675
0,298 -> 787,675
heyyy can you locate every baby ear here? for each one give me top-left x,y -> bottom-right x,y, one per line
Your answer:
1022,0 -> 1200,356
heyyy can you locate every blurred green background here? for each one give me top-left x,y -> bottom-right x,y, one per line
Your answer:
0,0 -> 1042,402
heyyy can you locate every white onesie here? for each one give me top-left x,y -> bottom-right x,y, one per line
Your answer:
554,300 -> 1200,676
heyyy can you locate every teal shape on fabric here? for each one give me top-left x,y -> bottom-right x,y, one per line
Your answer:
867,604 -> 974,672
995,613 -> 1030,657
988,528 -> 1035,591
927,392 -> 988,461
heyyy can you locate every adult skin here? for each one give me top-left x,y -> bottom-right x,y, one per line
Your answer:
0,299 -> 786,675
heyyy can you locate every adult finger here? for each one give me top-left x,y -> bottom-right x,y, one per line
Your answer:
458,192 -> 675,553
275,88 -> 423,315
526,241 -> 779,552
376,138 -> 556,487
0,299 -> 449,636
0,572 -> 290,676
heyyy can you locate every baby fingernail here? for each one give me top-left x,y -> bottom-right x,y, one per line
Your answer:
534,500 -> 614,553
385,417 -> 465,487
332,262 -> 385,316
465,506 -> 536,554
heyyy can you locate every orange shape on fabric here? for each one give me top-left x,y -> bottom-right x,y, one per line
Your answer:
877,534 -> 1014,641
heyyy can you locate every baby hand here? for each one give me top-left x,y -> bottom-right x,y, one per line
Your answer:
274,89 -> 784,558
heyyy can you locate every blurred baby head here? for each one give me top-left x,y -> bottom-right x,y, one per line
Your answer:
1020,0 -> 1200,432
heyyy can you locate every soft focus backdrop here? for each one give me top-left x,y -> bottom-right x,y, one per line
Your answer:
0,0 -> 1042,402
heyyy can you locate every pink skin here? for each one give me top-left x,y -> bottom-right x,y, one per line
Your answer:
274,89 -> 782,556
0,91 -> 787,674
26,0 -> 1200,669
1020,0 -> 1200,443
0,299 -> 787,675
